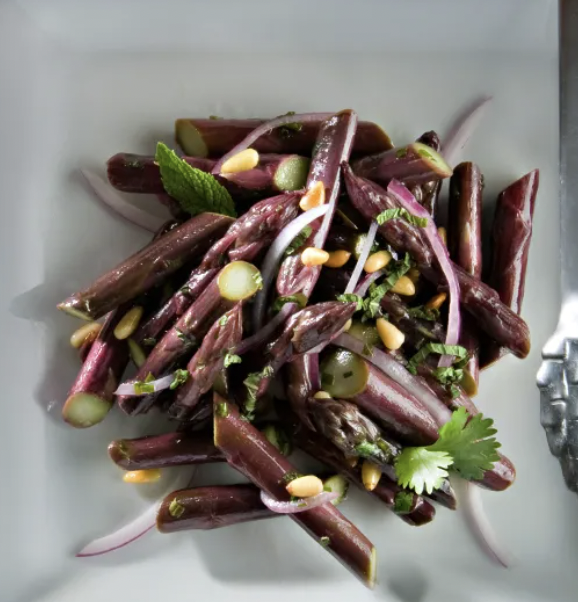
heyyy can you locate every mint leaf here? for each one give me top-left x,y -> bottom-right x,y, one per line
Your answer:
285,225 -> 312,256
224,353 -> 242,368
336,293 -> 364,311
407,343 -> 468,375
155,142 -> 236,217
376,208 -> 428,228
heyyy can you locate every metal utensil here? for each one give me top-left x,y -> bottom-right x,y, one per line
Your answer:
537,0 -> 578,493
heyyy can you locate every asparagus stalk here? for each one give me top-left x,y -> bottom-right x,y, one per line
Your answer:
286,355 -> 320,430
157,485 -> 275,532
58,213 -> 233,321
342,165 -> 531,358
107,152 -> 310,195
482,170 -> 539,368
213,395 -> 377,588
448,162 -> 484,392
136,193 -> 300,344
175,117 -> 392,158
169,304 -> 243,420
352,142 -> 452,188
412,131 -> 443,217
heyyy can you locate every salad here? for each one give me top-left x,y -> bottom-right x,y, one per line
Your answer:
58,105 -> 538,588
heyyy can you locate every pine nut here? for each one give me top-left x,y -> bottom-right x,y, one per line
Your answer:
220,148 -> 260,174
376,318 -> 405,350
363,250 -> 392,274
343,319 -> 353,332
70,322 -> 102,348
325,249 -> 351,268
114,306 -> 144,340
425,292 -> 447,311
407,267 -> 420,284
438,227 -> 447,246
301,247 -> 329,267
286,475 -> 324,498
299,180 -> 326,211
361,460 -> 382,491
313,390 -> 332,399
123,469 -> 162,484
390,276 -> 415,296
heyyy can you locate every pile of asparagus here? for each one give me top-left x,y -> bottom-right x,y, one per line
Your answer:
60,110 -> 537,587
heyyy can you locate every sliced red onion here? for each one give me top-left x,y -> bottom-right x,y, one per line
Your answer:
344,221 -> 378,295
77,468 -> 194,557
252,205 -> 329,330
259,489 -> 338,514
235,302 -> 297,355
441,96 -> 492,167
81,169 -> 166,233
115,373 -> 175,396
386,180 -> 460,367
354,269 -> 385,298
212,113 -> 333,175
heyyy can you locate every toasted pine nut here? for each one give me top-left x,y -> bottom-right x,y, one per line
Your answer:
299,180 -> 326,211
425,292 -> 447,311
343,319 -> 353,332
313,390 -> 332,399
325,249 -> 351,268
301,247 -> 329,267
361,460 -> 382,491
286,475 -> 324,498
438,227 -> 447,246
220,148 -> 259,174
407,267 -> 420,284
70,322 -> 102,349
390,276 -> 415,296
376,318 -> 405,350
123,469 -> 162,484
114,306 -> 144,340
363,250 -> 392,274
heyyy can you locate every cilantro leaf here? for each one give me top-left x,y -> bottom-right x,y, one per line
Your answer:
224,353 -> 242,368
395,448 -> 453,495
155,142 -> 236,218
169,369 -> 190,390
376,208 -> 428,228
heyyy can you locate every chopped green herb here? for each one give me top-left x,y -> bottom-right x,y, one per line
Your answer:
355,440 -> 383,459
216,402 -> 229,418
281,471 -> 303,485
393,491 -> 415,514
321,372 -> 335,387
407,343 -> 468,375
432,366 -> 464,387
243,365 -> 274,420
362,253 -> 413,318
407,305 -> 440,322
319,536 -> 331,548
278,111 -> 303,139
395,147 -> 408,159
376,208 -> 428,228
142,337 -> 157,347
218,314 -> 229,327
155,142 -> 236,218
224,352 -> 242,368
134,372 -> 156,395
209,115 -> 221,120
336,293 -> 364,311
175,329 -> 197,350
169,369 -> 190,390
284,225 -> 312,256
168,498 -> 186,518
252,271 -> 264,290
262,424 -> 292,456
273,294 -> 307,313
180,284 -> 191,296
262,365 -> 275,378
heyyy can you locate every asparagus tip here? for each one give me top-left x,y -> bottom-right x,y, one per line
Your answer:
57,302 -> 92,322
62,392 -> 112,428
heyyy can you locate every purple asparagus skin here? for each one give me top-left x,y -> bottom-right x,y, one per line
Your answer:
482,170 -> 539,368
342,164 -> 531,358
57,213 -> 233,321
107,152 -> 310,195
136,193 -> 300,345
448,162 -> 484,394
412,131 -> 443,217
351,141 -> 452,188
175,117 -> 391,158
213,396 -> 377,588
286,355 -> 320,430
169,304 -> 243,420
108,431 -> 225,470
157,485 -> 275,533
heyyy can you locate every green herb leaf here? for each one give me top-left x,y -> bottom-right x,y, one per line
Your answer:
273,294 -> 307,313
216,401 -> 229,418
168,498 -> 186,518
407,343 -> 468,375
218,314 -> 229,327
278,111 -> 303,138
355,440 -> 383,459
336,293 -> 364,311
169,369 -> 190,390
252,271 -> 264,291
432,366 -> 464,387
395,448 -> 453,494
376,208 -> 428,228
243,365 -> 274,420
281,471 -> 303,485
407,305 -> 440,322
155,142 -> 236,218
262,424 -> 292,456
393,491 -> 415,514
395,147 -> 408,159
285,225 -> 312,256
224,353 -> 242,368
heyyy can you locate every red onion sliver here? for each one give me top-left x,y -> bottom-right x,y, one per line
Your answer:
115,373 -> 174,396
77,468 -> 194,557
259,489 -> 338,514
344,221 -> 378,295
235,302 -> 297,355
252,205 -> 329,331
386,180 -> 460,367
355,269 -> 385,298
212,112 -> 334,175
81,169 -> 166,233
441,96 -> 492,167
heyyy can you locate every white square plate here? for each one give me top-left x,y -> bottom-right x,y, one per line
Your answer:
1,1 -> 574,601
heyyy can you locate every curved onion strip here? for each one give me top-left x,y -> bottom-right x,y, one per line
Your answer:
252,205 -> 329,331
259,489 -> 338,514
76,468 -> 194,557
235,302 -> 297,355
212,113 -> 333,175
355,269 -> 385,297
345,221 -> 379,295
115,373 -> 174,396
441,96 -> 492,167
386,180 -> 460,367
81,170 -> 166,233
